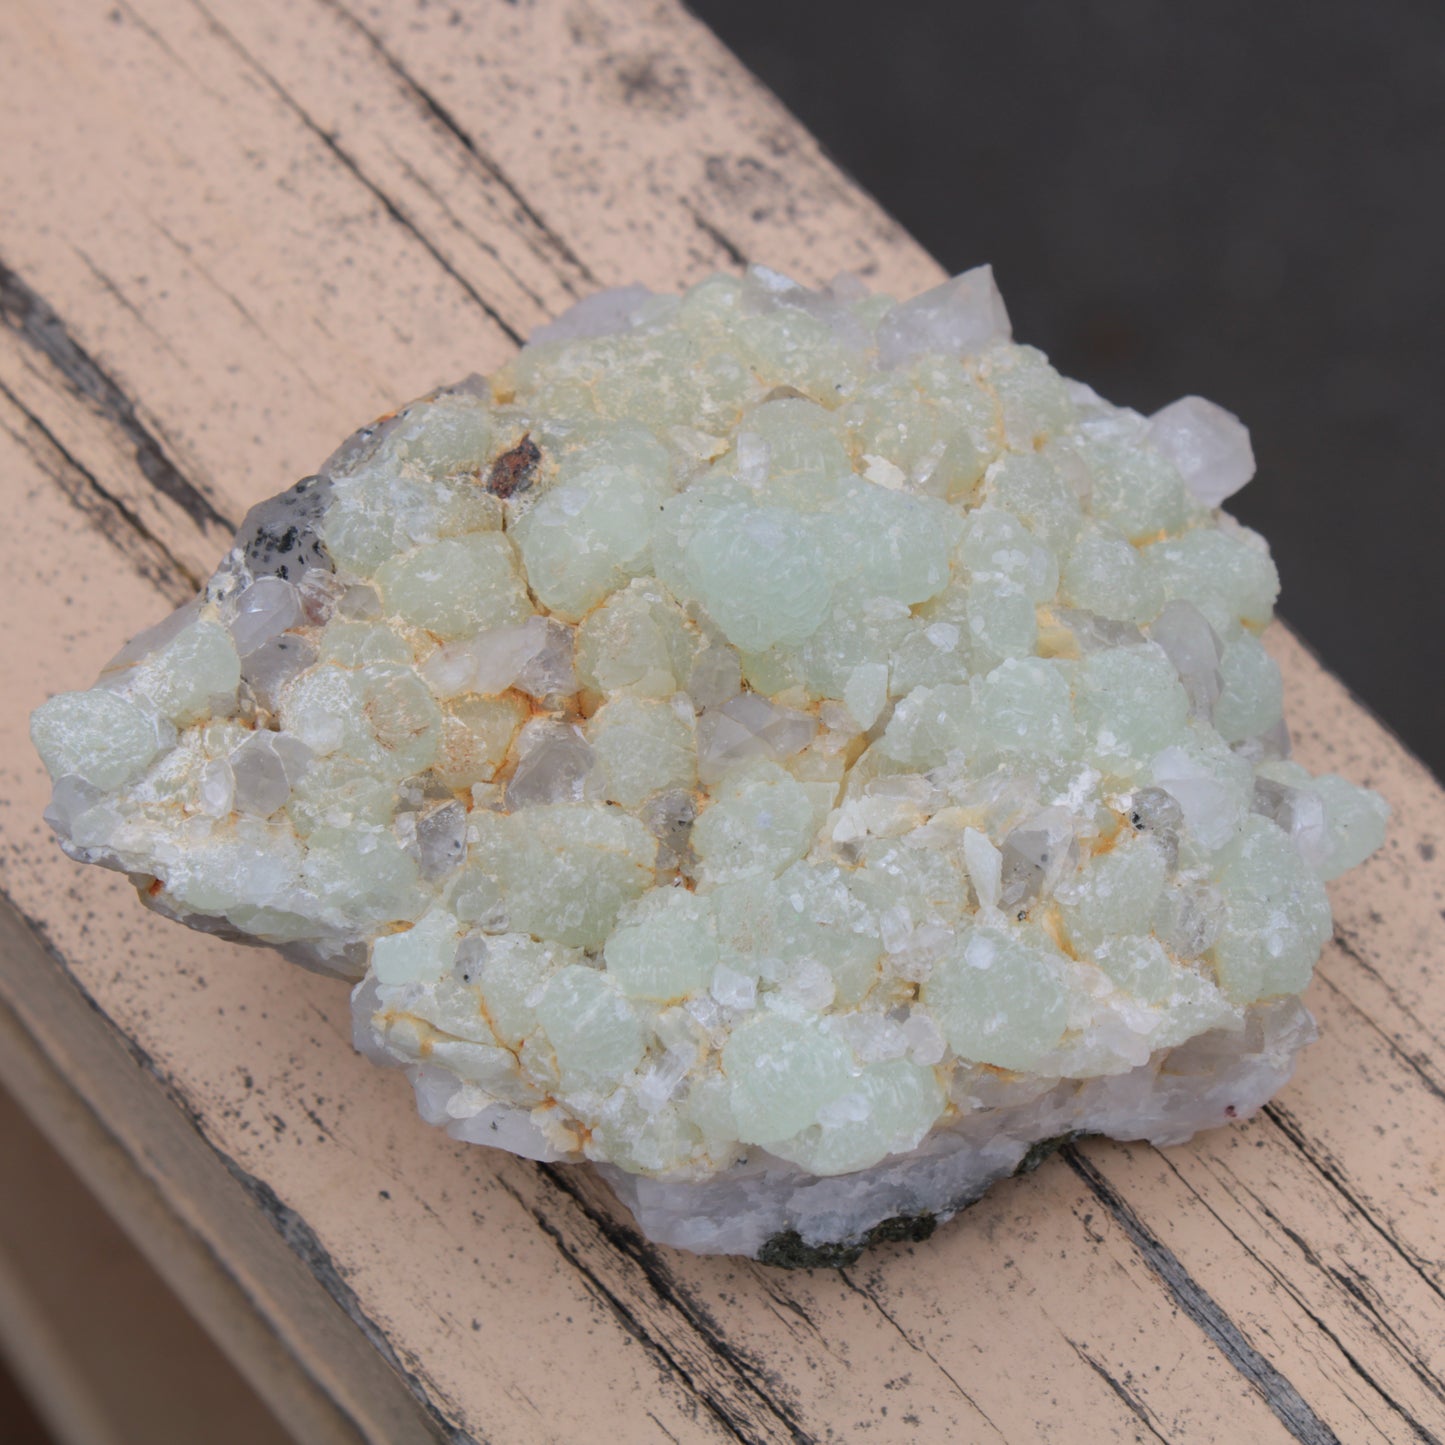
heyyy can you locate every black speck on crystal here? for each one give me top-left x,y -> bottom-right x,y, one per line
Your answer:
236,474 -> 334,579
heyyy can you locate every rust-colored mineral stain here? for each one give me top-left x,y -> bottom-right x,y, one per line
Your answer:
485,434 -> 540,499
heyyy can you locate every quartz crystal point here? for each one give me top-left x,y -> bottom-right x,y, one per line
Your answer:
31,265 -> 1389,1266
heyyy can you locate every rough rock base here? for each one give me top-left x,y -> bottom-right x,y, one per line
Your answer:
597,998 -> 1313,1262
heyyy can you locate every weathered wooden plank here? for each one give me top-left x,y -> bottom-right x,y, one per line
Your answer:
0,888 -> 431,1445
1090,1117 -> 1445,1442
0,267 -> 229,599
1,1 -> 1442,1442
0,1080 -> 293,1445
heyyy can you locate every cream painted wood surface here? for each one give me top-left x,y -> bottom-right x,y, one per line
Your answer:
0,2 -> 1441,1441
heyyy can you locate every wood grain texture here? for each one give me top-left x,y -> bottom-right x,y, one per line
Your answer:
0,2 -> 1440,1441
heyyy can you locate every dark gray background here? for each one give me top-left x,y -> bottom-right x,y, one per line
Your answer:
690,0 -> 1444,778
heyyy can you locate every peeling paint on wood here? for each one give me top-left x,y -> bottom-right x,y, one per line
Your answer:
1,2 -> 1441,1442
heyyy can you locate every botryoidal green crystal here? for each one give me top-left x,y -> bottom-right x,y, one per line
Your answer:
31,265 -> 1389,1262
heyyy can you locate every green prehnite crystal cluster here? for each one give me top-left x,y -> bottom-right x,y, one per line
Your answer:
31,266 -> 1389,1261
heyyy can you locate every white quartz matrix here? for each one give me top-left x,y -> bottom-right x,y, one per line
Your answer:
32,266 -> 1389,1262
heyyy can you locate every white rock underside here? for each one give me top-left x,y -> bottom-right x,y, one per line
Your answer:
353,976 -> 1311,1257
627,1000 -> 1313,1258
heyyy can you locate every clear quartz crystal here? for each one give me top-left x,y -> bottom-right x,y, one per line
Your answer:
999,808 -> 1077,911
1148,396 -> 1256,507
875,265 -> 1011,368
1252,776 -> 1332,872
242,634 -> 319,713
513,618 -> 577,700
229,731 -> 311,816
416,800 -> 468,880
1129,786 -> 1185,867
695,692 -> 816,784
687,645 -> 744,711
229,577 -> 304,657
1149,600 -> 1224,719
30,264 -> 1388,1262
639,788 -> 697,870
505,720 -> 597,809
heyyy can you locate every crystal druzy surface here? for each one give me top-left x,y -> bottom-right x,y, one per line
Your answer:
32,266 -> 1388,1261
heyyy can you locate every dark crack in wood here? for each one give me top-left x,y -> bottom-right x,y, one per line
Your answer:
1151,1148 -> 1442,1442
187,1 -> 526,349
492,1173 -> 779,1444
1263,1103 -> 1445,1308
1064,1337 -> 1172,1445
0,375 -> 201,599
317,0 -> 598,292
0,256 -> 234,536
535,1163 -> 815,1444
1064,1146 -> 1343,1445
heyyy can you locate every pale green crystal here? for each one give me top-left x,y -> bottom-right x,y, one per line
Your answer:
373,907 -> 459,986
128,619 -> 241,727
767,1059 -> 946,1175
1074,647 -> 1189,773
374,533 -> 531,639
300,824 -> 424,927
157,822 -> 300,920
1062,834 -> 1169,946
723,1013 -> 857,1146
32,689 -> 173,790
511,445 -> 671,619
841,359 -> 995,501
822,482 -> 958,604
964,574 -> 1039,671
588,696 -> 696,807
469,805 -> 655,948
1060,521 -> 1163,623
319,620 -> 412,669
537,964 -> 646,1088
880,683 -> 976,768
888,608 -> 972,694
1213,634 -> 1284,743
956,506 -> 1059,600
690,759 -> 816,884
427,1040 -> 521,1093
393,390 -> 496,479
320,461 -> 491,577
282,664 -> 441,779
714,863 -> 882,1005
843,662 -> 889,731
922,923 -> 1072,1071
738,398 -> 851,504
1091,934 -> 1176,1002
433,694 -> 526,788
799,603 -> 912,698
1308,773 -> 1391,881
1211,816 -> 1332,1000
471,935 -> 576,1048
575,581 -> 696,697
605,888 -> 718,1001
1078,438 -> 1199,542
971,656 -> 1076,756
983,345 -> 1076,447
1144,525 -> 1279,634
286,755 -> 397,835
678,502 -> 832,652
986,451 -> 1083,551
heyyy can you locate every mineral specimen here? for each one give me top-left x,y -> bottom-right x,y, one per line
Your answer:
32,265 -> 1389,1264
